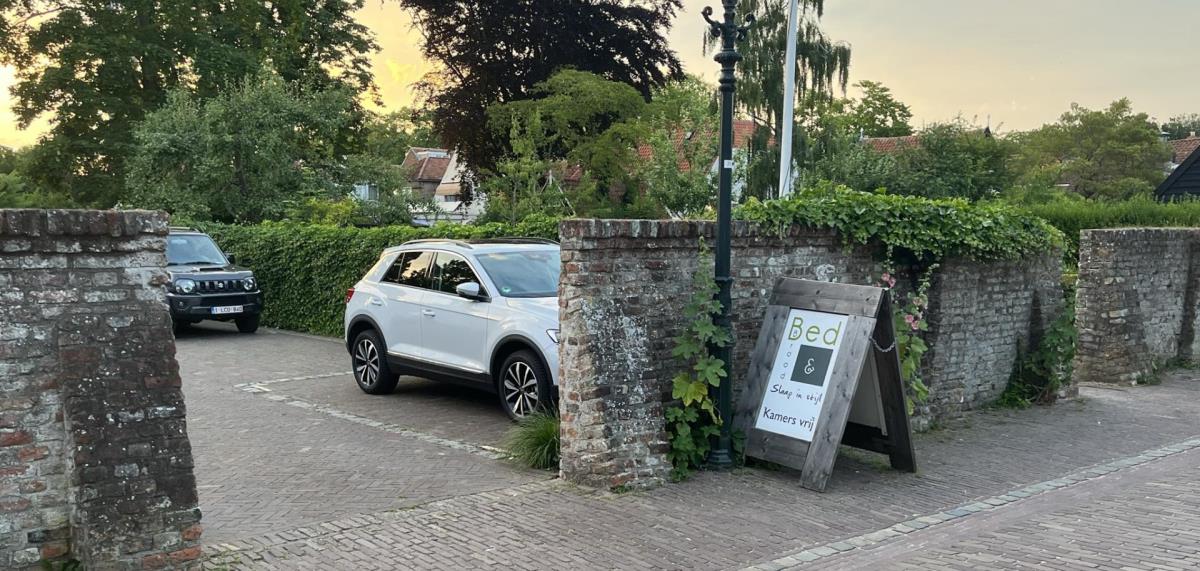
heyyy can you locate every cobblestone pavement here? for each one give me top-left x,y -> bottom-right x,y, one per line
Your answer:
177,323 -> 546,543
182,324 -> 1200,569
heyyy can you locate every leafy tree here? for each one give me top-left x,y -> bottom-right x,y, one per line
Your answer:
1162,113 -> 1200,140
125,71 -> 389,223
634,76 -> 720,217
848,81 -> 913,137
399,0 -> 683,172
1012,99 -> 1170,200
0,144 -> 75,207
0,0 -> 377,206
487,70 -> 646,203
478,113 -> 579,224
722,0 -> 851,199
362,108 -> 440,163
890,120 -> 1016,201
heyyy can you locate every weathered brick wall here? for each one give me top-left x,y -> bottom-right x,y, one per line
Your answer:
1,210 -> 201,570
1074,228 -> 1200,385
558,219 -> 1062,489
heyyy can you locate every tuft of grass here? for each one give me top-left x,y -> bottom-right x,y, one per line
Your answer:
503,411 -> 560,470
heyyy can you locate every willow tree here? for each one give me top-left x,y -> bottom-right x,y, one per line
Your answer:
715,0 -> 850,199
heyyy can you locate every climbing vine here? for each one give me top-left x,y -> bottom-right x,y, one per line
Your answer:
877,267 -> 937,411
665,251 -> 731,481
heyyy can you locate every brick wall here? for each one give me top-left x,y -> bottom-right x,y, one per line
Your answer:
1074,228 -> 1200,385
1,210 -> 201,570
558,219 -> 1063,489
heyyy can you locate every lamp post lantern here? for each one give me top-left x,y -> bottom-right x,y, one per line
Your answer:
702,1 -> 753,469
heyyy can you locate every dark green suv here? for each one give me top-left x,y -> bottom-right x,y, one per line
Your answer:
166,228 -> 263,333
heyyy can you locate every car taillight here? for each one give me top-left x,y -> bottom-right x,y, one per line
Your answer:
345,287 -> 355,304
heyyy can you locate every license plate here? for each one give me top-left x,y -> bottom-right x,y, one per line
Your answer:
211,306 -> 243,315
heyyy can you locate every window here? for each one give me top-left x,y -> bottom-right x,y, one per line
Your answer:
475,250 -> 560,298
166,234 -> 228,266
432,252 -> 483,295
382,251 -> 434,289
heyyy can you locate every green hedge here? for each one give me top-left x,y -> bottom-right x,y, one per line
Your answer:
1020,198 -> 1200,261
202,215 -> 558,337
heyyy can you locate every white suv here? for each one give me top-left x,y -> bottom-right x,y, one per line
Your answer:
343,238 -> 560,419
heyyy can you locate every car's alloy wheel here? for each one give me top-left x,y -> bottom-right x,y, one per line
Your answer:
503,360 -> 541,418
354,338 -> 381,388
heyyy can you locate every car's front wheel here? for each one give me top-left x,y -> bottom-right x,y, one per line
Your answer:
352,330 -> 399,395
497,350 -> 552,421
236,315 -> 260,334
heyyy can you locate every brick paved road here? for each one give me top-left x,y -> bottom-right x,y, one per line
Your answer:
178,318 -> 1200,570
176,323 -> 546,543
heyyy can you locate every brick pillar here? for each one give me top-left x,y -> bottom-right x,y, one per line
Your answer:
0,210 -> 201,570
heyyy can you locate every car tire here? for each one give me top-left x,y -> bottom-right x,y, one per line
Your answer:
172,319 -> 190,335
236,315 -> 260,334
352,329 -> 399,395
497,350 -> 552,421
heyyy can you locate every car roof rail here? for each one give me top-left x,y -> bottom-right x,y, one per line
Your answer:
168,226 -> 200,233
468,237 -> 560,245
403,238 -> 474,249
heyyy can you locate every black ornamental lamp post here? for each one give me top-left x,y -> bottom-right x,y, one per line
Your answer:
702,1 -> 754,469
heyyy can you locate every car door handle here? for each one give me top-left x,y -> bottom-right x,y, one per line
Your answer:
422,309 -> 436,317
369,298 -> 384,306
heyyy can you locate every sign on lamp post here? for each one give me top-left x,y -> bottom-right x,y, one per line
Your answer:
701,1 -> 754,469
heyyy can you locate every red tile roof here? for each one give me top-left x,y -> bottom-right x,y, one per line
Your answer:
863,135 -> 921,154
415,157 -> 450,182
1169,136 -> 1200,164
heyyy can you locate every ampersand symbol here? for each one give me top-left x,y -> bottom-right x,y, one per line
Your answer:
804,358 -> 815,375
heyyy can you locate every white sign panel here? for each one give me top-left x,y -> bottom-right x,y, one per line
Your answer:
754,309 -> 848,442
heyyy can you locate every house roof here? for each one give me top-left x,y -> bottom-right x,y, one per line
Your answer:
1169,135 -> 1200,165
863,135 -> 921,154
401,148 -> 452,183
1157,141 -> 1200,200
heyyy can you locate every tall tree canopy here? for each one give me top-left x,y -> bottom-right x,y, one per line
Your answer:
125,71 -> 392,223
399,0 -> 684,172
1012,99 -> 1169,200
723,0 -> 851,199
849,80 -> 913,138
0,0 -> 377,206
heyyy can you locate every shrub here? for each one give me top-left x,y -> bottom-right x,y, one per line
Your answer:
503,412 -> 560,470
201,214 -> 559,337
1019,197 -> 1200,263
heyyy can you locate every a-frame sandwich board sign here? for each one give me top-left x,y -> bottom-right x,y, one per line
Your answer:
733,277 -> 917,492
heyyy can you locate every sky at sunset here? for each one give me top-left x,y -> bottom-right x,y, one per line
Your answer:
2,0 -> 1197,148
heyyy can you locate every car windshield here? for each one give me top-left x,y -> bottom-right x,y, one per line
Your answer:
475,250 -> 560,298
166,234 -> 227,266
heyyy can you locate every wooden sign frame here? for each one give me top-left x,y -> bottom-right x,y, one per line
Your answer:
733,278 -> 917,492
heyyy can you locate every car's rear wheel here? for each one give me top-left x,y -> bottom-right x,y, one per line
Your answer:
352,330 -> 399,395
498,350 -> 551,421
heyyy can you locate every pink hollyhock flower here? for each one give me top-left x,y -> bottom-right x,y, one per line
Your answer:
904,313 -> 919,330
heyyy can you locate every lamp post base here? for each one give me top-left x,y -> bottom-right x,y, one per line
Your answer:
707,444 -> 735,470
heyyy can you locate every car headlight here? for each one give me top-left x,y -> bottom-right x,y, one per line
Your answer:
547,329 -> 560,344
175,279 -> 197,294
242,277 -> 258,291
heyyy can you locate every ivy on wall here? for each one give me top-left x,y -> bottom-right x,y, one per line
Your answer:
736,183 -> 1065,262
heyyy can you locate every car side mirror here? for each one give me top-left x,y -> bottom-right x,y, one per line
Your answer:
224,252 -> 236,265
455,282 -> 487,301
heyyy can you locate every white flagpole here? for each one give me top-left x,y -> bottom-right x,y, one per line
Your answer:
778,0 -> 801,197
